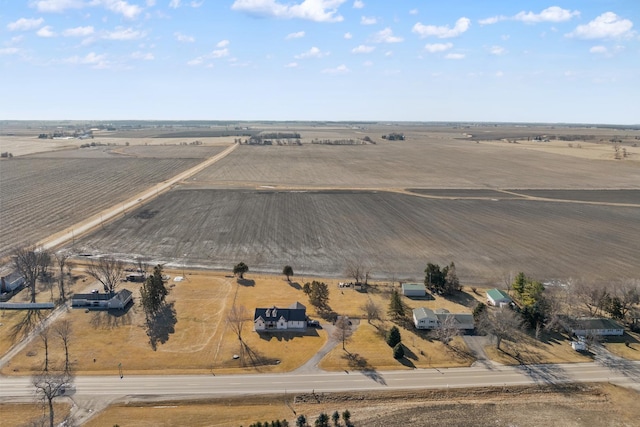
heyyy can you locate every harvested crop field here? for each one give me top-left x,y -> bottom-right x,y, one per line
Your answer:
512,189 -> 640,204
190,141 -> 640,189
0,157 -> 202,256
25,144 -> 227,160
73,189 -> 640,282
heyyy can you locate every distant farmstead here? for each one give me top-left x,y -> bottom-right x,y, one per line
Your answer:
71,289 -> 133,310
254,302 -> 307,332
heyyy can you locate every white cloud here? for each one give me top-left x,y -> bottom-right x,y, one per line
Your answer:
0,47 -> 20,55
361,16 -> 376,25
190,1 -> 204,7
344,32 -> 352,39
409,9 -> 418,15
589,45 -> 607,54
285,61 -> 298,67
412,17 -> 470,38
32,0 -> 85,13
423,42 -> 452,53
322,64 -> 349,74
187,57 -> 203,66
33,0 -> 142,19
445,53 -> 465,60
353,0 -> 363,8
285,31 -> 305,39
7,18 -> 45,31
295,46 -> 329,58
210,48 -> 229,58
65,51 -> 109,68
351,44 -> 375,53
146,0 -> 156,6
384,50 -> 392,56
131,51 -> 154,60
514,6 -> 579,23
103,27 -> 146,40
63,26 -> 94,37
169,0 -> 181,8
495,71 -> 504,77
363,60 -> 373,66
37,26 -> 56,37
174,32 -> 195,42
566,12 -> 634,39
489,45 -> 506,55
231,0 -> 347,23
479,15 -> 506,25
216,39 -> 230,48
371,27 -> 403,43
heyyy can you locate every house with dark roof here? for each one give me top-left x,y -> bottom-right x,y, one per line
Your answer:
486,288 -> 512,307
254,302 -> 307,332
413,307 -> 475,331
570,317 -> 624,337
71,289 -> 132,310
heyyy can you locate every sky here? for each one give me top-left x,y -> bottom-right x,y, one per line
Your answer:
0,1 -> 638,124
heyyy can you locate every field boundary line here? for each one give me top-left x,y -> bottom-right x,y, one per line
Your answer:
35,143 -> 238,252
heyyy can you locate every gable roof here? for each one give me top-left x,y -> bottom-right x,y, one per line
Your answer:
572,317 -> 624,331
402,283 -> 426,291
486,288 -> 511,302
254,303 -> 306,322
413,307 -> 437,321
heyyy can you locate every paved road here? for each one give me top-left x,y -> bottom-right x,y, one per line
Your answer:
2,360 -> 639,402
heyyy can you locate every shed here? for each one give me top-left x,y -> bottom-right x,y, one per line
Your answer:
486,288 -> 512,307
402,283 -> 427,297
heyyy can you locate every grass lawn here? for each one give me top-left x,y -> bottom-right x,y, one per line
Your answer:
602,332 -> 640,360
1,402 -> 71,427
483,331 -> 593,365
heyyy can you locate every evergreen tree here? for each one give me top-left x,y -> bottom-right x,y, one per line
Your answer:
388,288 -> 405,318
386,326 -> 401,348
140,265 -> 168,321
331,411 -> 340,426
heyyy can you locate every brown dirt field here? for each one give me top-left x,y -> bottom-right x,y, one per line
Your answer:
190,138 -> 640,189
77,383 -> 640,427
73,189 -> 640,282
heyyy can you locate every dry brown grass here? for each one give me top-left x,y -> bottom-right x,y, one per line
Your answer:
1,402 -> 71,427
79,383 -> 640,427
483,331 -> 593,365
603,332 -> 640,360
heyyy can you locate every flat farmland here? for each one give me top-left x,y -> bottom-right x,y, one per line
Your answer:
190,140 -> 640,189
73,189 -> 640,282
0,157 -> 202,256
25,144 -> 227,160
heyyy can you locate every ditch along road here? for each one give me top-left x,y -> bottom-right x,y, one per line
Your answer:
36,142 -> 239,252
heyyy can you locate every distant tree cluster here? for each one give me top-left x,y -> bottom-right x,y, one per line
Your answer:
424,262 -> 460,295
381,133 -> 405,140
0,151 -> 13,158
241,409 -> 353,427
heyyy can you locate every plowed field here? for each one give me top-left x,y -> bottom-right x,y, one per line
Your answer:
74,189 -> 640,282
0,157 -> 201,256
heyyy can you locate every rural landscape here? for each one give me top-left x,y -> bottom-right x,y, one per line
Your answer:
1,120 -> 640,426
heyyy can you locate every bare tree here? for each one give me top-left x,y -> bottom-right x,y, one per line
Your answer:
571,279 -> 609,316
227,305 -> 248,342
53,251 -> 71,302
431,315 -> 460,346
345,260 -> 370,285
55,320 -> 73,374
13,246 -> 51,303
39,327 -> 51,372
332,315 -> 353,351
32,371 -> 73,427
611,279 -> 640,321
361,299 -> 381,324
478,308 -> 523,350
86,257 -> 124,295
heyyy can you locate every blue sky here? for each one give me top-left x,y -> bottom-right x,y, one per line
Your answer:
0,1 -> 638,123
